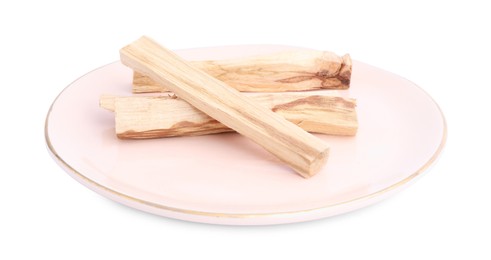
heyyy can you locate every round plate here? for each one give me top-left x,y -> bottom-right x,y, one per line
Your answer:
45,45 -> 446,225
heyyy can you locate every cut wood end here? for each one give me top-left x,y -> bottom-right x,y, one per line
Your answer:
301,147 -> 330,178
317,53 -> 351,89
99,95 -> 117,111
339,54 -> 352,86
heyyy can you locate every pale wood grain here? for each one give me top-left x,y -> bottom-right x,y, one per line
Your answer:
133,50 -> 351,93
100,93 -> 358,138
119,36 -> 330,178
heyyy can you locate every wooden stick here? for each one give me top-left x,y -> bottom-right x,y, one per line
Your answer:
100,94 -> 358,138
133,50 -> 351,93
120,36 -> 330,178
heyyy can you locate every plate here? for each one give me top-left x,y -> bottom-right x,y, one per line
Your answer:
45,45 -> 446,225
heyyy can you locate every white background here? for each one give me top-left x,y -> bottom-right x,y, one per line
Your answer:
1,0 -> 490,259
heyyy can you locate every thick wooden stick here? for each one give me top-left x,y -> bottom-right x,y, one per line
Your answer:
120,36 -> 330,178
133,50 -> 351,93
100,94 -> 357,138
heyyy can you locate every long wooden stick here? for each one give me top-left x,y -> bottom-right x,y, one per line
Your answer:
133,50 -> 351,93
120,36 -> 330,178
100,94 -> 358,138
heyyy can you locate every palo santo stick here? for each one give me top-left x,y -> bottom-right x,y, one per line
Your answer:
133,50 -> 351,93
120,36 -> 330,178
100,94 -> 358,138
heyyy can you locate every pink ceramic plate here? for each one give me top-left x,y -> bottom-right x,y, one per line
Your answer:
45,45 -> 446,225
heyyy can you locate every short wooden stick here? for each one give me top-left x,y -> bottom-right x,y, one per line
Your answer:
100,94 -> 358,138
133,50 -> 351,93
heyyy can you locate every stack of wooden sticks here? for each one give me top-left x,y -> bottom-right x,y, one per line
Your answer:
100,36 -> 358,178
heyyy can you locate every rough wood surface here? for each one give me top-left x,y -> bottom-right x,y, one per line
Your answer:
133,50 -> 351,93
120,36 -> 330,178
100,93 -> 357,138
